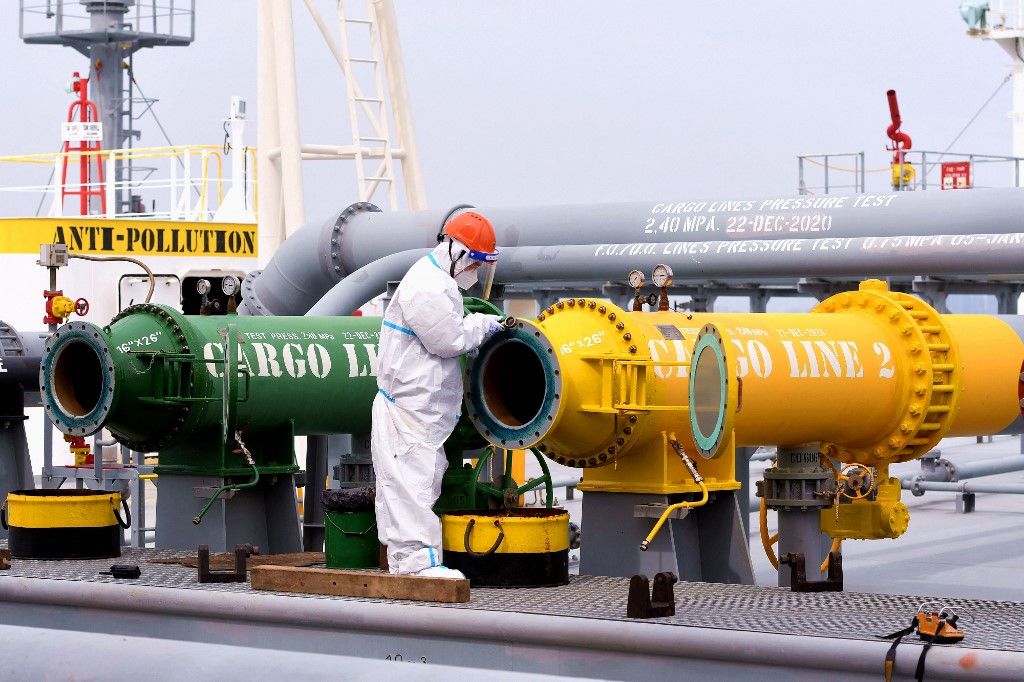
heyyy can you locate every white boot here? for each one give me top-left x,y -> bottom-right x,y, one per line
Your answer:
415,565 -> 466,580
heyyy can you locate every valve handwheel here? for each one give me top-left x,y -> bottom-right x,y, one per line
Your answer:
470,446 -> 554,509
74,297 -> 90,316
837,463 -> 875,500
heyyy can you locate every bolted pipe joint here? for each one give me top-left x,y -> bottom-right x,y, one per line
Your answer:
758,467 -> 836,511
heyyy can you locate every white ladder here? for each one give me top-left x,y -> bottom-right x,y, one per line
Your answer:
336,0 -> 399,208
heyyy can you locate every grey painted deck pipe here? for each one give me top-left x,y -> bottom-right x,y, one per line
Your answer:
0,324 -> 45,391
495,233 -> 1024,282
0,323 -> 46,518
305,248 -> 426,316
305,232 -> 1024,316
0,577 -> 1018,679
901,454 -> 1024,483
903,480 -> 1024,495
243,188 -> 1024,316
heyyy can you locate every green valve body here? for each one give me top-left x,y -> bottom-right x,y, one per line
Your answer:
41,304 -> 382,477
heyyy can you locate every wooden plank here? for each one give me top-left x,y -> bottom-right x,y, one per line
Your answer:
149,551 -> 325,571
249,565 -> 470,603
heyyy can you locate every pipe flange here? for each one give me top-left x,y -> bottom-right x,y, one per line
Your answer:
104,304 -> 192,452
0,319 -> 26,357
814,280 -> 960,466
465,318 -> 563,451
40,321 -> 116,437
238,270 -> 269,316
532,298 -> 642,467
328,202 -> 381,276
758,468 -> 835,510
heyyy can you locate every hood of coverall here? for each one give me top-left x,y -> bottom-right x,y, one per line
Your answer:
432,239 -> 485,291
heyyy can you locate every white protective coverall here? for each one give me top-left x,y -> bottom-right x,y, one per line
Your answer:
371,240 -> 501,574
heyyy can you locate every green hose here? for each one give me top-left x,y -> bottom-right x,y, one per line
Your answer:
192,430 -> 262,525
192,461 -> 260,525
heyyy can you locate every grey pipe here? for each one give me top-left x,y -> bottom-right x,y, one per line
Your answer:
243,188 -> 1024,316
749,449 -> 777,462
904,479 -> 1024,495
496,233 -> 1024,283
901,454 -> 1024,484
549,474 -> 583,488
306,248 -> 426,316
0,577 -> 1018,679
307,232 -> 1024,316
0,624 -> 548,681
754,478 -> 1024,506
0,323 -> 46,391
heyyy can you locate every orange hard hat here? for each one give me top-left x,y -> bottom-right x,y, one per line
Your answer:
442,211 -> 498,262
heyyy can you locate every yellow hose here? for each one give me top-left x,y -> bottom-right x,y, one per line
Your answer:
759,495 -> 842,573
760,497 -> 780,570
640,481 -> 709,550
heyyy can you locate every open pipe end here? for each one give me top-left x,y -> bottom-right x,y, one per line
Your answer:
464,320 -> 562,451
41,322 -> 115,437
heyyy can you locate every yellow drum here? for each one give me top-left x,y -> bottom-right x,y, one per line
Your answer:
441,508 -> 569,587
2,489 -> 130,559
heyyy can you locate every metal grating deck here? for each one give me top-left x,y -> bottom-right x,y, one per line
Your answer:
2,546 -> 1022,652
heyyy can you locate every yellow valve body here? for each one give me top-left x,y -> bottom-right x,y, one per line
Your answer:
71,445 -> 91,466
819,476 -> 910,540
464,282 -> 1024,494
50,295 -> 76,320
891,162 -> 916,187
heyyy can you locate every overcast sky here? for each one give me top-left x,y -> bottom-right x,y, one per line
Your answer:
0,1 -> 1018,221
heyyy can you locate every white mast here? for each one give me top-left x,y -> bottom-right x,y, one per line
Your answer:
257,0 -> 427,267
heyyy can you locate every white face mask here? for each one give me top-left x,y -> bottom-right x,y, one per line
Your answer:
454,268 -> 478,290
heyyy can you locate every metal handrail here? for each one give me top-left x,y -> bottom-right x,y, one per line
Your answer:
0,144 -> 253,222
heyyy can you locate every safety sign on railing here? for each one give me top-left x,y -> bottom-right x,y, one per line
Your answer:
61,122 -> 103,143
941,162 -> 971,190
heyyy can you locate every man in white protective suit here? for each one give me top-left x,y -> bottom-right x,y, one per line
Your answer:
371,211 -> 502,578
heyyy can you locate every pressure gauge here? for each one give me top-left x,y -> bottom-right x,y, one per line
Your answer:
628,270 -> 645,289
221,275 -> 239,296
196,279 -> 211,296
652,264 -> 674,288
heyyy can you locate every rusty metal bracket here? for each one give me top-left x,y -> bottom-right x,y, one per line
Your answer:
626,571 -> 677,618
197,543 -> 258,583
780,551 -> 843,592
0,548 -> 11,570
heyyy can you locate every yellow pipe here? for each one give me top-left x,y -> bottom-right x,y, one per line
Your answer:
466,280 -> 1024,494
511,449 -> 526,505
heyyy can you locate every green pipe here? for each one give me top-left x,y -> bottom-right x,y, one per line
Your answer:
41,299 -> 500,481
